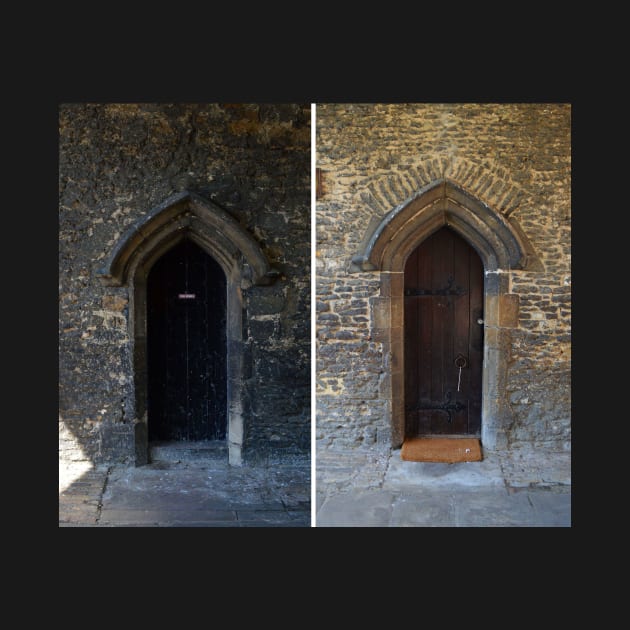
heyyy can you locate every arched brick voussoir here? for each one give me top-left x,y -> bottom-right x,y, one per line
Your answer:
351,178 -> 541,274
97,190 -> 278,286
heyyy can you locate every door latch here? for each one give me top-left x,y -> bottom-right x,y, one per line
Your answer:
455,354 -> 467,391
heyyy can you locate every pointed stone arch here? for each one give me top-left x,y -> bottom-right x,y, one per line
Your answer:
351,179 -> 540,451
351,178 -> 540,275
98,191 -> 278,466
99,190 -> 278,288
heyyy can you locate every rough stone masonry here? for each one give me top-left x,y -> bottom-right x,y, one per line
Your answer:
59,103 -> 311,466
315,103 -> 570,454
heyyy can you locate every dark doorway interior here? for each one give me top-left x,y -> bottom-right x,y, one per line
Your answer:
147,238 -> 227,442
404,227 -> 484,438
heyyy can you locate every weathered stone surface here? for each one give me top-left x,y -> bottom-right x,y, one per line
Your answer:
499,294 -> 520,328
59,103 -> 311,465
316,103 -> 570,452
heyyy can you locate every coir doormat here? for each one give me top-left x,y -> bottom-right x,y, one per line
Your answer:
401,437 -> 483,463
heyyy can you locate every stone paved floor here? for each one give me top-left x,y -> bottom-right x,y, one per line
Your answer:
59,442 -> 311,527
315,445 -> 571,527
60,442 -> 571,527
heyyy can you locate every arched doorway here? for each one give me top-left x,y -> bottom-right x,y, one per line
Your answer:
351,179 -> 540,451
404,227 -> 483,438
98,191 -> 277,465
147,238 -> 227,443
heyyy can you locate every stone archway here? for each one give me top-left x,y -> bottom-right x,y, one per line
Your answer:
352,179 -> 541,452
98,190 -> 277,466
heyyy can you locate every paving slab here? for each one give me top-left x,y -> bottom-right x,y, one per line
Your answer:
316,490 -> 396,527
390,491 -> 457,527
451,488 -> 538,527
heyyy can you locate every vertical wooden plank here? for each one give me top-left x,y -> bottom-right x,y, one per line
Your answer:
404,248 -> 418,436
416,239 -> 432,435
147,253 -> 166,441
451,232 -> 470,433
201,253 -> 210,437
431,229 -> 451,434
172,245 -> 188,439
186,240 -> 203,439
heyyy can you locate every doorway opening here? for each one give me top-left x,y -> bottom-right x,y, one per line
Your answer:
147,238 -> 227,444
404,226 -> 483,439
351,179 -> 540,452
98,190 -> 277,465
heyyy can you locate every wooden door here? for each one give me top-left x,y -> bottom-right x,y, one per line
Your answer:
404,227 -> 483,437
147,239 -> 227,442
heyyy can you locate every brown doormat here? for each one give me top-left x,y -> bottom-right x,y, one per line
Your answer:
401,437 -> 483,463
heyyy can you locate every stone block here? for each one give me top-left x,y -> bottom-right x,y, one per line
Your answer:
500,294 -> 520,328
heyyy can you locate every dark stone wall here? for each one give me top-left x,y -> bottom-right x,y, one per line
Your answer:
59,103 -> 311,465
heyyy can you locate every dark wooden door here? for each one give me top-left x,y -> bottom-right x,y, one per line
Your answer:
404,227 -> 483,437
147,239 -> 227,442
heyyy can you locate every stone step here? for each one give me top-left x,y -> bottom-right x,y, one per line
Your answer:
149,440 -> 228,463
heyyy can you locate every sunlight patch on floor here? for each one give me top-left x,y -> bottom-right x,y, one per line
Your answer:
59,417 -> 94,493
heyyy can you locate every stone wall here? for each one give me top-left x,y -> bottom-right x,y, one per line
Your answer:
59,103 -> 311,465
315,103 -> 571,453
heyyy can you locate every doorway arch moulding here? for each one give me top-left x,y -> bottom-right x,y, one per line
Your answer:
98,190 -> 279,466
349,178 -> 541,451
